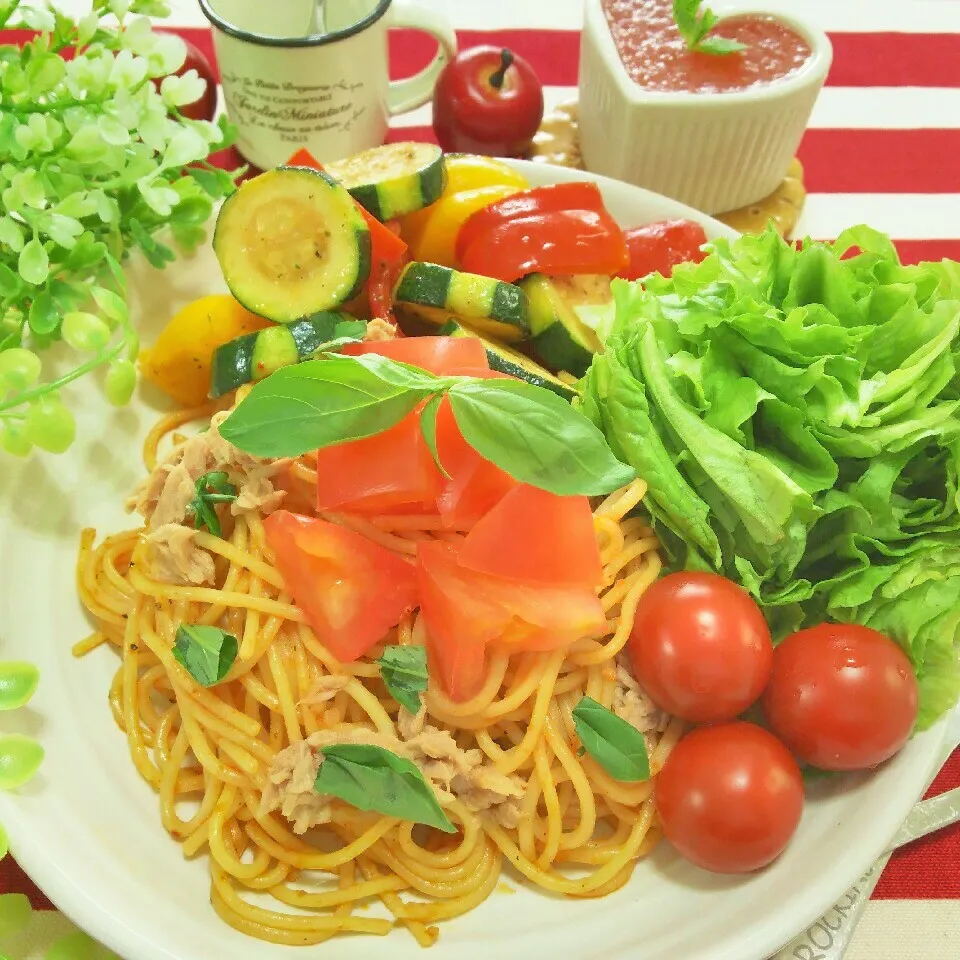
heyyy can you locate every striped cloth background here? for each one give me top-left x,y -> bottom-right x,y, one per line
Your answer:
1,1 -> 958,957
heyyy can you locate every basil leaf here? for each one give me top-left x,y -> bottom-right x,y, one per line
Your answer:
572,696 -> 650,782
447,378 -> 636,495
306,318 -> 368,356
672,0 -> 745,55
672,0 -> 705,44
332,319 -> 367,340
377,645 -> 428,714
418,394 -> 450,479
186,470 -> 237,537
312,336 -> 364,354
173,625 -> 238,687
314,743 -> 456,833
328,353 -> 446,392
696,34 -> 748,55
219,355 -> 442,458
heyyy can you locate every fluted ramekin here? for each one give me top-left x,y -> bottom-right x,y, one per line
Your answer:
578,0 -> 832,214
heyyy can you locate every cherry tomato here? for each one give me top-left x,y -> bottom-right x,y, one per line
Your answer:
626,572 -> 773,723
761,623 -> 919,771
314,408 -> 442,516
655,722 -> 804,874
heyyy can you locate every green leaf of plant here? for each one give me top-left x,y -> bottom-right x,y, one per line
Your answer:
447,378 -> 636,496
171,222 -> 207,255
0,734 -> 44,790
572,696 -> 650,782
220,355 -> 443,459
0,891 -> 32,939
314,743 -> 456,833
0,263 -> 21,299
418,393 -> 450,479
27,291 -> 59,335
377,645 -> 429,714
17,238 -> 48,285
0,661 -> 40,710
25,52 -> 66,95
173,624 -> 238,687
187,166 -> 224,197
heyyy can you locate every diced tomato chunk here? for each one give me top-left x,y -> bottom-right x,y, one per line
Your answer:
264,510 -> 418,661
341,336 -> 489,375
434,395 -> 518,528
459,484 -> 604,588
416,540 -> 608,701
417,541 -> 497,701
315,410 -> 442,515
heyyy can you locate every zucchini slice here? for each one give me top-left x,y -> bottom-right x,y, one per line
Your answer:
394,262 -> 530,343
325,142 -> 446,220
213,166 -> 370,323
439,320 -> 576,401
519,274 -> 608,377
209,311 -> 360,397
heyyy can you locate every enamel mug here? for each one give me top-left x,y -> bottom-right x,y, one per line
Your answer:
199,0 -> 457,169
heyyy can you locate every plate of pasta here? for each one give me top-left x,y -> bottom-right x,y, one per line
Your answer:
0,152 -> 955,960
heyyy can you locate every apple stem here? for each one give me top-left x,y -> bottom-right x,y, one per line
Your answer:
489,48 -> 514,90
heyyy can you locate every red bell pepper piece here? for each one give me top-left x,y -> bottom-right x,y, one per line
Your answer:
454,182 -> 607,263
285,148 -> 321,169
285,148 -> 408,320
367,249 -> 408,322
619,219 -> 709,281
459,208 -> 629,283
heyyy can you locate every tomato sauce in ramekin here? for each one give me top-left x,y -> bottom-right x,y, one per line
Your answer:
602,0 -> 812,94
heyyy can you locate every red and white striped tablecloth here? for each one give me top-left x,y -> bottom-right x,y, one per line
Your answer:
2,1 -> 958,957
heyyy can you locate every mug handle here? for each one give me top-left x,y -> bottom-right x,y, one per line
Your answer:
386,0 -> 457,115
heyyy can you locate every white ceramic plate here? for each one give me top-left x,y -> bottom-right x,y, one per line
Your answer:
0,160 -> 949,960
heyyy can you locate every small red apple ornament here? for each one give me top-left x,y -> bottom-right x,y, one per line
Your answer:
432,46 -> 545,157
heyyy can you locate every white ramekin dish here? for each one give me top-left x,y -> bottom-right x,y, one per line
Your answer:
578,0 -> 832,214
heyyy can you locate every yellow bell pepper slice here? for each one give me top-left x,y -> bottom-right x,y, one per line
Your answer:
412,184 -> 523,267
140,294 -> 271,407
398,154 -> 529,250
442,154 -> 530,193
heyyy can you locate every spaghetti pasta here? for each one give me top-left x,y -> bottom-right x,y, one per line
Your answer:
75,406 -> 679,947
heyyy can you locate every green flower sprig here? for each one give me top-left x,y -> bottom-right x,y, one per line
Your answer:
0,0 -> 242,458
